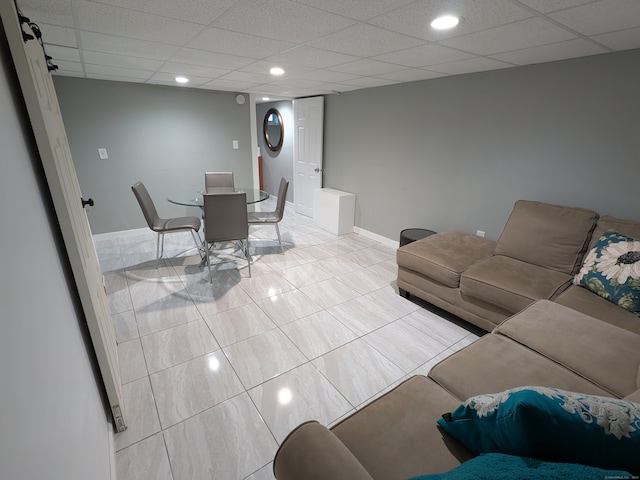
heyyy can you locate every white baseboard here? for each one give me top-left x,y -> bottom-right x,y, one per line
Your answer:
353,226 -> 398,249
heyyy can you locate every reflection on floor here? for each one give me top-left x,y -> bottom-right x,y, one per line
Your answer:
97,198 -> 480,480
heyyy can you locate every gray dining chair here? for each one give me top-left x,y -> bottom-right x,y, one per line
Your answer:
203,191 -> 251,282
131,181 -> 202,267
248,177 -> 289,253
205,171 -> 234,192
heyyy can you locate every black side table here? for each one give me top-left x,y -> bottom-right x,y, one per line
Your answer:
399,228 -> 437,247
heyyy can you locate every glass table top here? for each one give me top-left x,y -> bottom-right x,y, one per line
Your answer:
167,187 -> 269,207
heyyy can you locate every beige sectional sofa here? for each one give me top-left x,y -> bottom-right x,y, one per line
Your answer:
272,200 -> 640,480
273,300 -> 640,479
397,200 -> 640,333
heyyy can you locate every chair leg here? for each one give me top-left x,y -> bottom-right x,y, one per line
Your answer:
205,242 -> 214,284
190,230 -> 204,256
275,223 -> 283,254
156,233 -> 161,268
244,239 -> 251,277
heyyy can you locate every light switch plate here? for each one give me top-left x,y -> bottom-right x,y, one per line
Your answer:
232,140 -> 239,149
98,148 -> 108,159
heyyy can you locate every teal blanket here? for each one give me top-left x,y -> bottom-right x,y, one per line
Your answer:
409,454 -> 635,480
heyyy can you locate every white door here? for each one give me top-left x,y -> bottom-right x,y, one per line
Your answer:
293,96 -> 324,217
1,2 -> 126,432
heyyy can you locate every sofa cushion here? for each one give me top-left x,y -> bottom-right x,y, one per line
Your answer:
428,334 -> 612,401
409,453 -> 633,480
397,232 -> 496,288
574,230 -> 640,316
554,285 -> 640,335
494,200 -> 598,275
436,387 -> 640,473
460,255 -> 572,314
496,300 -> 640,396
589,215 -> 640,250
331,375 -> 473,479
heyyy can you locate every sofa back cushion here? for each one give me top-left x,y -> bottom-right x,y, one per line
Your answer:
589,215 -> 640,249
494,200 -> 598,275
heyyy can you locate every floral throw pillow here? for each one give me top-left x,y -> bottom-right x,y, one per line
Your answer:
574,230 -> 640,316
436,386 -> 640,474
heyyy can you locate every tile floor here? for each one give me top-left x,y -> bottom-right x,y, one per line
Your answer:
97,198 -> 481,480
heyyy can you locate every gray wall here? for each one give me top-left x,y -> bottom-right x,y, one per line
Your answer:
256,100 -> 293,201
0,31 -> 111,480
324,49 -> 640,241
54,77 -> 254,234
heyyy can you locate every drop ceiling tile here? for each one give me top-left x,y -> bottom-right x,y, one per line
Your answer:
329,58 -> 407,76
84,63 -> 153,80
307,23 -> 425,57
239,60 -> 314,77
517,0 -> 593,13
79,31 -> 179,60
266,46 -> 358,69
368,0 -> 533,41
338,76 -> 400,88
19,0 -> 74,27
186,28 -> 294,59
268,78 -> 326,89
146,72 -> 211,86
428,57 -> 512,75
83,50 -> 164,70
293,0 -> 415,21
218,71 -> 275,84
490,38 -> 608,65
159,62 -> 229,79
294,70 -> 360,83
440,17 -> 577,55
592,27 -> 640,50
169,48 -> 254,70
74,0 -> 204,45
372,43 -> 476,67
201,79 -> 260,92
37,23 -> 77,48
53,68 -> 84,77
88,0 -> 237,25
212,0 -> 355,44
46,45 -> 81,63
53,60 -> 83,73
375,68 -> 447,82
550,0 -> 640,36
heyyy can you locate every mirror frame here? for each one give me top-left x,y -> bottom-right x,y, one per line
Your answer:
263,108 -> 284,152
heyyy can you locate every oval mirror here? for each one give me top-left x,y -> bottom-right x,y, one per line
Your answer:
263,108 -> 284,152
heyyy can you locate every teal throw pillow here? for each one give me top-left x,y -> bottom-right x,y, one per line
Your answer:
436,386 -> 640,474
408,453 -> 634,480
574,230 -> 640,316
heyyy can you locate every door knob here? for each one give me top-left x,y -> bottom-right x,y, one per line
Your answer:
81,197 -> 94,208
314,168 -> 322,172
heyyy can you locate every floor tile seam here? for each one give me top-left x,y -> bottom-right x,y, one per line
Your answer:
277,316 -> 364,364
142,335 -> 221,378
135,314 -> 206,341
244,357 -> 357,420
399,313 -> 471,348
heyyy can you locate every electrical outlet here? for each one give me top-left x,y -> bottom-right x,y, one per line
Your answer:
476,230 -> 485,237
98,148 -> 108,159
232,140 -> 239,149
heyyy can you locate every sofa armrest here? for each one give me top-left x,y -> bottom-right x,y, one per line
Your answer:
273,421 -> 374,480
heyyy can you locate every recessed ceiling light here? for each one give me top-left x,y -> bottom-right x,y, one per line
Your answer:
175,76 -> 189,84
431,15 -> 460,30
270,67 -> 285,76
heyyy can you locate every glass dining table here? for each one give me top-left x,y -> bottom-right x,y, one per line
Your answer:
167,187 -> 269,207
